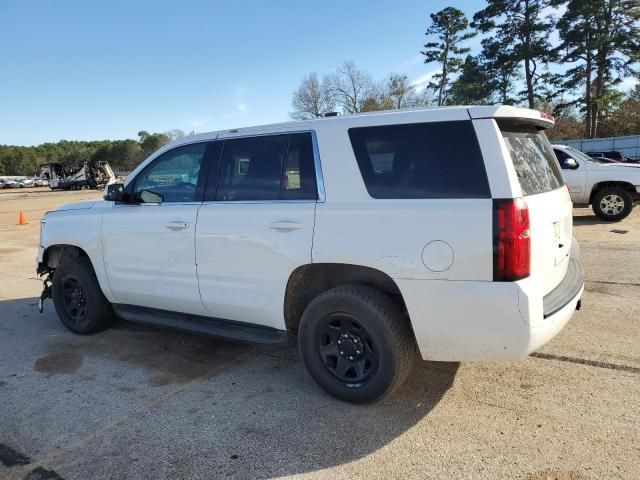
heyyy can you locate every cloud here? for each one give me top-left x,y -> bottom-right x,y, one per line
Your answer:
411,70 -> 439,93
396,54 -> 424,71
190,117 -> 209,129
234,86 -> 248,114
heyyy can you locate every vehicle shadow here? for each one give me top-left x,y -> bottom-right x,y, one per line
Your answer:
1,297 -> 459,479
572,215 -> 617,227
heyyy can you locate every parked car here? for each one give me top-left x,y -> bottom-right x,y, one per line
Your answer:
586,151 -> 639,163
37,106 -> 584,403
6,179 -> 22,188
553,144 -> 640,221
19,178 -> 35,188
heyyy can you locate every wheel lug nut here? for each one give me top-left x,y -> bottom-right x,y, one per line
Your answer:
340,351 -> 344,355
356,350 -> 361,354
337,340 -> 341,344
349,356 -> 353,360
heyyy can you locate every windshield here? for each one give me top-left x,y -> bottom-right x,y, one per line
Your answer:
566,147 -> 603,165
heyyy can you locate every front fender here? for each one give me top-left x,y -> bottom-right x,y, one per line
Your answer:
39,209 -> 115,302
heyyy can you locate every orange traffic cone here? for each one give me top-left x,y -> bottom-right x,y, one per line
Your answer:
18,211 -> 27,225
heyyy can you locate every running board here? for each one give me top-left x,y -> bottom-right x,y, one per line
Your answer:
113,304 -> 289,345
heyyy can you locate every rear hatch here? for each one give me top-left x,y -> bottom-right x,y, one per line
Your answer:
498,120 -> 573,295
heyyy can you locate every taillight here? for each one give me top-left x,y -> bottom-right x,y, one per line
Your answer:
493,198 -> 530,281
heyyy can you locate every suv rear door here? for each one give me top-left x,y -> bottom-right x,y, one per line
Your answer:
195,131 -> 319,329
498,121 -> 572,295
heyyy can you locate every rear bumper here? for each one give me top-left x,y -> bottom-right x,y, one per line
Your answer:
397,239 -> 584,362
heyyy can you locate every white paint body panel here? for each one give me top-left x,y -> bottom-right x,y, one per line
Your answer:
101,203 -> 207,315
195,202 -> 315,329
38,106 -> 582,362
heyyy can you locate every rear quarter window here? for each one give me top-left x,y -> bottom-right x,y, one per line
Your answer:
498,121 -> 564,196
348,121 -> 490,199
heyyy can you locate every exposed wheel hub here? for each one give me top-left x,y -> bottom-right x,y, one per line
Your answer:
337,332 -> 364,361
317,314 -> 378,384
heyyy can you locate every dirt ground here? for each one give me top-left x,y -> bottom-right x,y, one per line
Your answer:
0,189 -> 639,480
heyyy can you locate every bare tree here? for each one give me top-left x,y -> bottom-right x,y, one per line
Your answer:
290,73 -> 335,120
164,129 -> 186,141
383,74 -> 426,109
327,61 -> 375,114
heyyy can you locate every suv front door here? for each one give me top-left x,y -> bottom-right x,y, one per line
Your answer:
196,132 -> 320,329
101,141 -> 214,314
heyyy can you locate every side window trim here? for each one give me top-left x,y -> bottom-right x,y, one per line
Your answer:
125,140 -> 215,204
202,130 -> 324,203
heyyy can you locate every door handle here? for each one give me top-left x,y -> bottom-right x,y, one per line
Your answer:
270,221 -> 303,231
165,221 -> 191,231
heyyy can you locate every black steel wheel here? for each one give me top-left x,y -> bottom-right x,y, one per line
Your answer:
60,276 -> 88,323
317,313 -> 379,384
299,284 -> 416,403
52,255 -> 114,334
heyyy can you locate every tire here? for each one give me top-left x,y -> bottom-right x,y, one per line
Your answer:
298,284 -> 416,403
52,255 -> 114,334
592,187 -> 633,221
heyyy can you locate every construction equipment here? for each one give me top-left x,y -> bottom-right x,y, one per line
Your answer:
39,161 -> 115,190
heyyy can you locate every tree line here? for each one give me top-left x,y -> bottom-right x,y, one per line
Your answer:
291,0 -> 639,141
0,130 -> 186,176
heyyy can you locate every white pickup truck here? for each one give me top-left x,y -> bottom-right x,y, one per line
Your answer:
553,144 -> 640,221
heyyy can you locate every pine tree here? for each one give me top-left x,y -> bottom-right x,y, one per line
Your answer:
554,0 -> 640,137
421,7 -> 476,106
472,0 -> 555,108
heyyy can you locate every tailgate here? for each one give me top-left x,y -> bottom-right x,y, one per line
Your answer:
526,187 -> 573,294
498,120 -> 571,294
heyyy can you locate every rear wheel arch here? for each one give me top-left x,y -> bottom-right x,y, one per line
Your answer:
283,263 -> 410,333
589,181 -> 637,205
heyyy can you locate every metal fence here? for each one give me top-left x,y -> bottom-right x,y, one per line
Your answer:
562,135 -> 640,160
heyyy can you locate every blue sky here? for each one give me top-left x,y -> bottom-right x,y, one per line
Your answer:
0,0 -> 489,145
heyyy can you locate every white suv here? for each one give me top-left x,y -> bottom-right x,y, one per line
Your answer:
37,106 -> 584,403
553,144 -> 640,221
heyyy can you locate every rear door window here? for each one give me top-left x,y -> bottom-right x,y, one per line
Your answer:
348,121 -> 490,199
499,122 -> 564,196
215,133 -> 317,201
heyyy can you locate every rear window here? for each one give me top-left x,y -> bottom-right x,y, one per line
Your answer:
499,122 -> 564,196
348,121 -> 490,199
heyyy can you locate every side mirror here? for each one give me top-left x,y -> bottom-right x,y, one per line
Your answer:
564,158 -> 579,170
104,182 -> 125,201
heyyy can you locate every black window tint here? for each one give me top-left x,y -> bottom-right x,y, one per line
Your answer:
348,121 -> 490,199
217,135 -> 288,201
499,122 -> 564,196
133,142 -> 207,203
282,133 -> 317,200
216,133 -> 317,201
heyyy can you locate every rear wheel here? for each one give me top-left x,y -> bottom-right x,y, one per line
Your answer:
298,284 -> 415,403
592,187 -> 633,221
52,255 -> 114,334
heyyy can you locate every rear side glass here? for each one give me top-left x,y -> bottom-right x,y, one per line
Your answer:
215,133 -> 317,201
348,121 -> 490,199
499,121 -> 564,196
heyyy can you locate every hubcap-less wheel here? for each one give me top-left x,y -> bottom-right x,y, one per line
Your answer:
318,313 -> 378,384
61,276 -> 88,323
599,194 -> 625,216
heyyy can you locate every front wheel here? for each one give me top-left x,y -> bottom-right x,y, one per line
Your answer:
592,187 -> 633,221
52,255 -> 114,334
298,284 -> 416,403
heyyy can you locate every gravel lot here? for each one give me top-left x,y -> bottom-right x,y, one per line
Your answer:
0,189 -> 638,480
